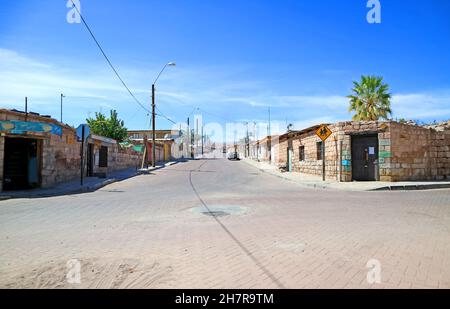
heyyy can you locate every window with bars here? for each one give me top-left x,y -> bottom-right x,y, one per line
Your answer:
317,142 -> 323,161
299,146 -> 305,161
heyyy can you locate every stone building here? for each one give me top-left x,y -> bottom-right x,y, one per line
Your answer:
85,134 -> 142,178
0,109 -> 142,192
251,135 -> 279,163
256,121 -> 450,182
127,129 -> 183,163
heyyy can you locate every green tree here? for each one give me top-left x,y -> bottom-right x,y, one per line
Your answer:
86,110 -> 128,142
347,75 -> 392,121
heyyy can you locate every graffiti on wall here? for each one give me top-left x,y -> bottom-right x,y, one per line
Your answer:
0,121 -> 62,137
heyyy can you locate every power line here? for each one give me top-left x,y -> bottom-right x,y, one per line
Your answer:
155,107 -> 177,125
198,108 -> 236,123
69,0 -> 151,114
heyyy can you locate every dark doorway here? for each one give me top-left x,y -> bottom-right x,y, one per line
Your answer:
3,138 -> 41,191
351,135 -> 379,181
87,143 -> 94,177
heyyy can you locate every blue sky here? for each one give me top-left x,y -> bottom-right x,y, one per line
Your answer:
1,0 -> 450,136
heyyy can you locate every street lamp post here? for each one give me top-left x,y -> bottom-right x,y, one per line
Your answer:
187,107 -> 199,159
60,93 -> 66,124
152,62 -> 176,168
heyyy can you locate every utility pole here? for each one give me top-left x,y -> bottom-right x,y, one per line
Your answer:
187,117 -> 190,158
60,93 -> 65,124
25,97 -> 28,122
201,125 -> 204,156
253,122 -> 257,159
268,107 -> 272,163
245,122 -> 249,158
152,84 -> 156,167
80,126 -> 85,186
151,62 -> 176,167
191,128 -> 195,158
196,118 -> 199,158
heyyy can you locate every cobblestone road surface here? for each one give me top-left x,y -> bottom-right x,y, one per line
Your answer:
1,158 -> 449,289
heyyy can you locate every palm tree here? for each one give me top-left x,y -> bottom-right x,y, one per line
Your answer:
347,75 -> 392,121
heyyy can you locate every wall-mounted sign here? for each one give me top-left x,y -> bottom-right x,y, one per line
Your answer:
0,120 -> 62,137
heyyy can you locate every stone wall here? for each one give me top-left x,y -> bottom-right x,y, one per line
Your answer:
388,122 -> 450,181
0,109 -> 82,190
0,137 -> 4,192
290,125 -> 341,180
86,137 -> 142,178
109,144 -> 142,172
338,121 -> 388,182
1,109 -> 144,192
269,121 -> 449,182
41,127 -> 81,188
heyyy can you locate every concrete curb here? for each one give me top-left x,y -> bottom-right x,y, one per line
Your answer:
371,184 -> 450,191
0,172 -> 142,201
252,166 -> 338,191
242,159 -> 450,192
0,160 -> 185,201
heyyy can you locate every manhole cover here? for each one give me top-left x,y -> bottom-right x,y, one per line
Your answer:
202,211 -> 230,217
189,205 -> 248,217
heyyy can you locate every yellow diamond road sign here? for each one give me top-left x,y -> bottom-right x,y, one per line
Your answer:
316,125 -> 332,142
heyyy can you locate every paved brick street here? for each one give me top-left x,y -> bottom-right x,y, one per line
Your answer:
1,158 -> 449,289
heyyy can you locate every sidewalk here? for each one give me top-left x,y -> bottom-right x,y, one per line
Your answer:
242,158 -> 450,192
0,161 -> 179,201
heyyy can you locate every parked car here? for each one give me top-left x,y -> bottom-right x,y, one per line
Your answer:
227,152 -> 240,161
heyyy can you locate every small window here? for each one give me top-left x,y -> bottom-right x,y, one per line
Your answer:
316,142 -> 323,161
99,146 -> 108,168
299,146 -> 305,161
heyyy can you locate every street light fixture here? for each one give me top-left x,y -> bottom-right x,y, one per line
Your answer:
151,62 -> 176,167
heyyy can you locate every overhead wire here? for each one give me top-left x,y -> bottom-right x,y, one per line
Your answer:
69,0 -> 151,114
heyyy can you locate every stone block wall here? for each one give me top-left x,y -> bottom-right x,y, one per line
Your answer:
338,121 -> 389,182
290,125 -> 341,180
1,109 -> 144,192
388,122 -> 450,181
249,120 -> 449,183
109,145 -> 142,172
436,130 -> 450,179
41,127 -> 81,188
87,139 -> 142,177
0,136 -> 4,192
274,139 -> 288,166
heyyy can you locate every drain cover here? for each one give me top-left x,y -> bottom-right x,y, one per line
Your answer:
202,211 -> 230,217
189,205 -> 248,217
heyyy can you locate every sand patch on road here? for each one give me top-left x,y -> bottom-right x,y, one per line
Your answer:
0,258 -> 174,289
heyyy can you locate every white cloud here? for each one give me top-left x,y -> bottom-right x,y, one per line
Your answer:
392,93 -> 450,120
0,48 -> 449,130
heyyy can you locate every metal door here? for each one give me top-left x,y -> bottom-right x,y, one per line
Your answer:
351,135 -> 379,181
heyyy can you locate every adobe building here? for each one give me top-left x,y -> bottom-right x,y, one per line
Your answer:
127,129 -> 184,162
85,134 -> 142,178
0,109 -> 141,192
264,121 -> 450,182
